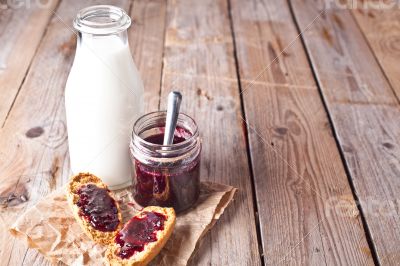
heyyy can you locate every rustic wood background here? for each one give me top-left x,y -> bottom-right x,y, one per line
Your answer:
1,0 -> 399,265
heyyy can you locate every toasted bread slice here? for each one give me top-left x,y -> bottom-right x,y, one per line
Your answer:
66,172 -> 122,244
106,206 -> 176,266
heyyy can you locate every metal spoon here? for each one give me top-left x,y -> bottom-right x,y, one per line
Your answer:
163,91 -> 182,145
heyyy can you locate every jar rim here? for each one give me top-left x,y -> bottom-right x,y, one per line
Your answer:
73,5 -> 131,35
132,111 -> 199,151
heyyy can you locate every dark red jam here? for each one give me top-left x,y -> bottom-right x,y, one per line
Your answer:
132,128 -> 200,213
76,184 -> 119,232
115,211 -> 166,259
144,130 -> 187,145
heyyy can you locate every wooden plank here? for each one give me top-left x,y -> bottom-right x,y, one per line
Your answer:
22,249 -> 53,266
129,0 -> 167,112
0,0 -> 60,127
290,1 -> 400,264
0,0 -> 133,265
230,0 -> 374,265
160,0 -> 261,264
352,8 -> 400,100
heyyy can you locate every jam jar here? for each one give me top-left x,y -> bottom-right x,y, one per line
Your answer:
130,111 -> 201,212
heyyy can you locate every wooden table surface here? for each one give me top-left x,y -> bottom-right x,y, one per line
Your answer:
1,0 -> 400,265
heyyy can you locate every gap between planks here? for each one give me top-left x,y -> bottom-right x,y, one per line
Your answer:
286,5 -> 380,266
226,0 -> 266,264
349,9 -> 400,107
286,0 -> 390,265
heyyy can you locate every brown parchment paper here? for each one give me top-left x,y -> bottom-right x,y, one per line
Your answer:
9,182 -> 236,265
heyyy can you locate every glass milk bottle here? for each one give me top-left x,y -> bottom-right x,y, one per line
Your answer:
65,5 -> 144,189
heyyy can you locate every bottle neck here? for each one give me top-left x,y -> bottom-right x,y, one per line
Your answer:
74,5 -> 131,54
74,5 -> 131,37
77,30 -> 129,50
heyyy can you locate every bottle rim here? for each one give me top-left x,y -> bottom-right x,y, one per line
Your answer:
73,5 -> 131,35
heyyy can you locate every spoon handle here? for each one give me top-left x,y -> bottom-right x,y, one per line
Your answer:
163,91 -> 182,145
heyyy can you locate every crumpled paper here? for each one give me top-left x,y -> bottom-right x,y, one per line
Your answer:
9,182 -> 236,265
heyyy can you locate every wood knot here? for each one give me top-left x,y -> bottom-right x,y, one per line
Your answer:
321,27 -> 334,46
25,126 -> 44,138
361,247 -> 371,256
59,34 -> 76,58
213,96 -> 236,113
274,127 -> 288,136
196,88 -> 213,100
0,182 -> 28,208
383,142 -> 394,149
332,14 -> 344,30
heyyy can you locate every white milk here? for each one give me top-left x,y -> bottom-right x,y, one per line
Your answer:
65,34 -> 144,189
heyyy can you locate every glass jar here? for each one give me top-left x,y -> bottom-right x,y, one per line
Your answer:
130,111 -> 201,212
65,5 -> 144,189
